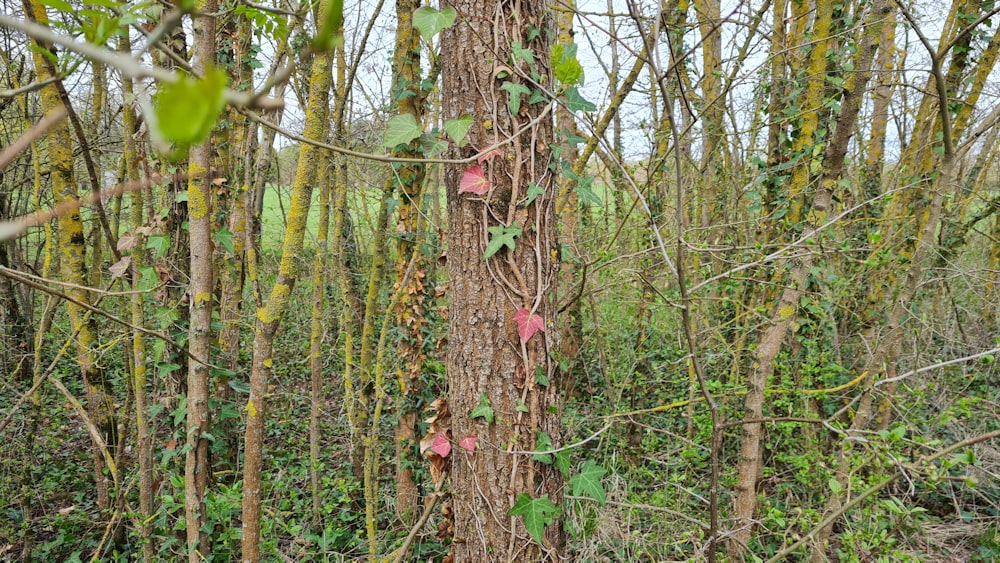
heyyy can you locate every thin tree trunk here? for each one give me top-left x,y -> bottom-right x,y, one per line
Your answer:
241,13 -> 333,558
184,2 -> 218,558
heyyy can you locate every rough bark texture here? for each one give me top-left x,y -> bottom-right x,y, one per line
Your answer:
442,0 -> 565,559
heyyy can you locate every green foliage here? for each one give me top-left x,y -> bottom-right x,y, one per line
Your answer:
412,6 -> 457,40
550,43 -> 584,85
562,87 -> 596,112
532,431 -> 554,464
499,81 -> 531,114
383,114 -> 423,147
508,493 -> 560,544
153,67 -> 228,153
471,393 -> 495,423
443,115 -> 473,147
483,224 -> 521,260
570,460 -> 607,505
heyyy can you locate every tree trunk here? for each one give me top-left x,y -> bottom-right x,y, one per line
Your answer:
241,8 -> 333,557
441,1 -> 565,559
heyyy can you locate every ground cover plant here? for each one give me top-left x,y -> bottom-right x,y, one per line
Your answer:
1,0 -> 1000,561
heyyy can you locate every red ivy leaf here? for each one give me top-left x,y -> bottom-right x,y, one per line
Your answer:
477,146 -> 502,164
109,256 -> 131,278
459,435 -> 478,452
431,432 -> 451,458
513,308 -> 545,342
459,165 -> 491,195
117,231 -> 138,251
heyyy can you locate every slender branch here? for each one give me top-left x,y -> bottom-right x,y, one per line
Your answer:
0,13 -> 282,110
0,76 -> 58,98
0,106 -> 66,170
0,265 -> 213,367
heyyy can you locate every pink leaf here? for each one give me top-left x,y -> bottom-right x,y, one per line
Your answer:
459,165 -> 491,195
431,432 -> 451,458
109,256 -> 131,278
459,435 -> 478,452
477,147 -> 502,164
117,231 -> 138,251
513,308 -> 545,342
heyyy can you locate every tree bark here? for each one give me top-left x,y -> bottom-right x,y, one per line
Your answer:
441,0 -> 565,559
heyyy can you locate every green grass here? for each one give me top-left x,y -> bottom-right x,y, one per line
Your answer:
259,184 -> 322,253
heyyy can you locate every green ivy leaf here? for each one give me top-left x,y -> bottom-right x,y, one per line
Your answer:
533,431 -> 554,464
412,6 -> 457,40
563,87 -> 596,112
500,82 -> 531,114
570,460 -> 607,505
508,494 -> 560,545
444,115 -> 473,147
554,450 -> 571,478
418,133 -> 449,157
138,266 -> 159,292
383,114 -> 422,147
576,176 -> 602,206
483,224 -> 521,260
213,226 -> 235,255
522,182 -> 545,206
154,67 -> 228,149
528,89 -> 548,105
146,234 -> 171,259
471,393 -> 494,423
511,41 -> 534,65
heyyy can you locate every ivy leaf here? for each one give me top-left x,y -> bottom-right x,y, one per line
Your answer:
570,460 -> 607,505
138,266 -> 159,292
117,231 -> 138,251
522,182 -> 545,206
477,146 -> 502,164
154,67 -> 228,149
109,255 -> 131,278
511,41 -> 534,65
419,133 -> 449,157
500,81 -> 531,114
563,87 -> 596,112
554,450 -> 571,478
528,89 -> 548,105
532,431 -> 554,464
459,165 -> 491,195
576,177 -> 602,206
459,435 -> 478,452
146,234 -> 171,259
483,224 -> 521,260
213,226 -> 235,255
508,494 -> 560,545
431,432 -> 451,458
513,308 -> 545,342
444,115 -> 473,146
470,393 -> 494,423
412,6 -> 457,40
383,114 -> 422,147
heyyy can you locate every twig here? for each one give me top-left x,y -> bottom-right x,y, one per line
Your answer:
390,480 -> 446,563
0,106 -> 66,170
0,13 -> 282,110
